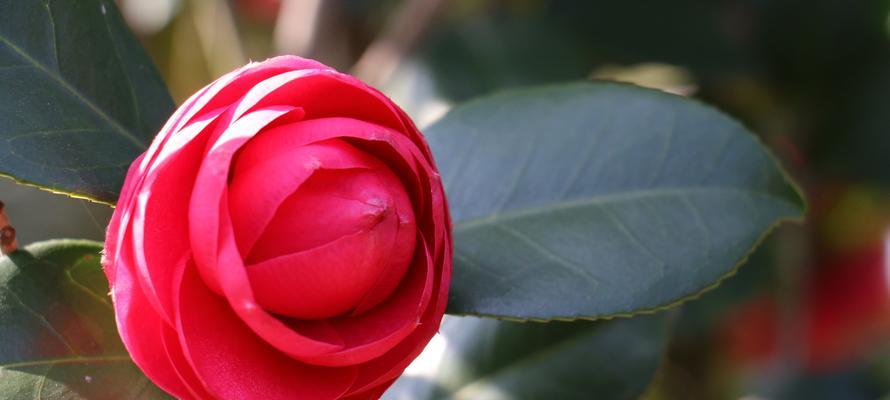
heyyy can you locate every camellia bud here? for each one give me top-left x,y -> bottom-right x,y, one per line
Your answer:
232,137 -> 418,320
103,56 -> 451,399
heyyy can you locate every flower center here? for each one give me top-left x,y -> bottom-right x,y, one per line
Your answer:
234,139 -> 416,320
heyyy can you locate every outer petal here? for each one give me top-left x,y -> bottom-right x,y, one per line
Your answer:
130,110 -> 224,323
190,106 -> 350,359
109,60 -> 248,251
344,235 -> 451,397
109,56 -> 346,276
342,379 -> 396,400
189,106 -> 303,294
295,237 -> 435,367
214,199 -> 347,357
109,243 -> 194,399
102,152 -> 144,283
231,70 -> 406,133
161,323 -> 213,399
247,118 -> 434,207
176,264 -> 357,400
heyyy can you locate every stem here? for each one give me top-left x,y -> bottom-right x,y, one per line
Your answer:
351,0 -> 448,87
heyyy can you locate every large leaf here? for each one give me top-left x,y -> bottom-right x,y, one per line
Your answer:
384,313 -> 672,400
0,240 -> 169,399
0,0 -> 174,204
428,82 -> 804,321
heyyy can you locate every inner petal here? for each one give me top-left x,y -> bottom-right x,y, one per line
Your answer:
228,138 -> 379,257
247,169 -> 396,264
245,166 -> 416,319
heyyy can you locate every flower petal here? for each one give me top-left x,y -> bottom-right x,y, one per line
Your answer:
110,245 -> 193,399
176,264 -> 356,400
214,195 -> 347,357
229,138 -> 383,257
344,235 -> 450,397
130,111 -> 223,323
232,70 -> 406,132
351,199 -> 417,315
249,117 -> 435,209
247,209 -> 399,319
102,152 -> 144,283
189,106 -> 303,294
243,168 -> 399,264
161,322 -> 213,399
294,237 -> 435,367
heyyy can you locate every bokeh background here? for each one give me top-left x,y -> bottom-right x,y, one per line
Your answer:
3,1 -> 890,398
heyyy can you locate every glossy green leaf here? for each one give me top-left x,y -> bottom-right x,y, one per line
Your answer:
0,240 -> 170,399
384,313 -> 672,400
428,82 -> 804,321
0,0 -> 174,204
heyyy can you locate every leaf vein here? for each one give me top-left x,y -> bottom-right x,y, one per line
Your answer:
646,111 -> 676,186
100,4 -> 143,135
1,355 -> 131,370
598,204 -> 666,278
4,128 -> 105,141
44,0 -> 59,71
680,193 -> 711,269
456,186 -> 799,231
558,105 -> 613,197
493,223 -> 601,287
6,289 -> 79,356
491,133 -> 537,215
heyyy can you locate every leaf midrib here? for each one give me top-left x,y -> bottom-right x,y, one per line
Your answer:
455,186 -> 800,231
0,34 -> 145,150
1,355 -> 132,369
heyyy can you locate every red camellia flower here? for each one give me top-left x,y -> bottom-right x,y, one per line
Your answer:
721,241 -> 890,371
103,56 -> 452,399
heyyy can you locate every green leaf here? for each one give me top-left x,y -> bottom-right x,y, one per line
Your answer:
384,313 -> 672,400
428,82 -> 804,321
0,240 -> 170,399
0,0 -> 174,204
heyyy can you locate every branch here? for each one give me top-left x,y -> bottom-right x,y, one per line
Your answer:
351,0 -> 448,87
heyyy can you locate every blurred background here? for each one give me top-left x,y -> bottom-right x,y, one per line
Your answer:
3,0 -> 890,398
